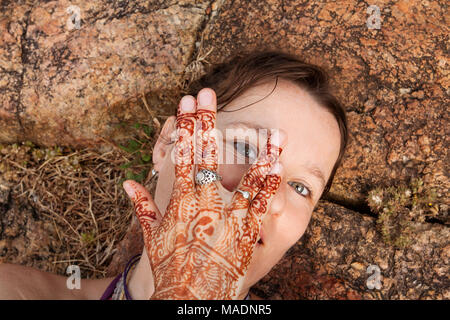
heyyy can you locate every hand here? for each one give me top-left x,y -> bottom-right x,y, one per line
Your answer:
123,89 -> 286,299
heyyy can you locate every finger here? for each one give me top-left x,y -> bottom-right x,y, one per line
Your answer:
248,163 -> 282,222
123,179 -> 162,245
195,88 -> 218,172
230,129 -> 286,211
174,95 -> 197,191
241,165 -> 283,252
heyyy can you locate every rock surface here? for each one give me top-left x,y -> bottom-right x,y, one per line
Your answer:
252,200 -> 449,300
199,0 -> 449,224
1,0 -> 448,299
0,178 -> 59,272
1,0 -> 208,148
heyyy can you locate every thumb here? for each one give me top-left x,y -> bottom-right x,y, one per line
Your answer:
123,179 -> 162,241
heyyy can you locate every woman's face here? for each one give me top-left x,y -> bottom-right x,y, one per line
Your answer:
152,78 -> 341,292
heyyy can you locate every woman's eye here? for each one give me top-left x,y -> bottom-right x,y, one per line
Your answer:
233,141 -> 257,161
288,181 -> 311,198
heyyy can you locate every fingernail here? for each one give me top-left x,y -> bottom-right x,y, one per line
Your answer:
198,89 -> 213,106
270,129 -> 286,147
269,162 -> 282,174
181,96 -> 195,112
123,180 -> 135,199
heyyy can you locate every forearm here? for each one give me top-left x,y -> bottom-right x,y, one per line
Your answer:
0,262 -> 108,300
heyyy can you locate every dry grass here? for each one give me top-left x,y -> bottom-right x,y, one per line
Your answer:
0,94 -> 163,278
179,43 -> 214,94
0,143 -> 139,278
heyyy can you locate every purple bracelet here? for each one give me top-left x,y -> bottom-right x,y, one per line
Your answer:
100,254 -> 141,300
122,254 -> 142,300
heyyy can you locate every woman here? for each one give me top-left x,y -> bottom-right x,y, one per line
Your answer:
0,50 -> 348,299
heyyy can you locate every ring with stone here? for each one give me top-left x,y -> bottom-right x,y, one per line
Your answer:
195,169 -> 223,185
236,189 -> 251,201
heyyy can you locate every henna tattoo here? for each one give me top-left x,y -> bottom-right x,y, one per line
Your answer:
196,109 -> 218,171
134,95 -> 284,300
231,132 -> 282,211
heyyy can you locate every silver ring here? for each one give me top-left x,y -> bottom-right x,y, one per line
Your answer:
236,189 -> 251,201
195,169 -> 222,185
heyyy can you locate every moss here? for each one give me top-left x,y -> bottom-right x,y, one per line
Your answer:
367,178 -> 438,248
81,231 -> 96,245
116,121 -> 157,185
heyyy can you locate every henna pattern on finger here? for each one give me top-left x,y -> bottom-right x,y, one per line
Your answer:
233,173 -> 282,271
196,109 -> 218,171
231,132 -> 283,211
134,190 -> 158,221
132,186 -> 160,253
172,113 -> 197,196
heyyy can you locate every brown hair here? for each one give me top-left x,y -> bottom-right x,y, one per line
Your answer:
184,49 -> 348,198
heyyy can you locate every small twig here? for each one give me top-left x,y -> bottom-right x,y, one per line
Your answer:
141,92 -> 155,119
52,259 -> 86,264
88,185 -> 99,233
4,158 -> 35,173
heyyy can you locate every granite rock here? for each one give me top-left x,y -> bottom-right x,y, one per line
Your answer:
252,200 -> 449,299
1,0 -> 448,299
199,0 -> 449,223
0,180 -> 57,272
0,0 -> 208,148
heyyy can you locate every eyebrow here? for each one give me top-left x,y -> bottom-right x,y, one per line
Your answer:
226,121 -> 267,130
227,121 -> 327,191
304,165 -> 327,191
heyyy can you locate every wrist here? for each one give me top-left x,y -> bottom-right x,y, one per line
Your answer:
127,251 -> 155,299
